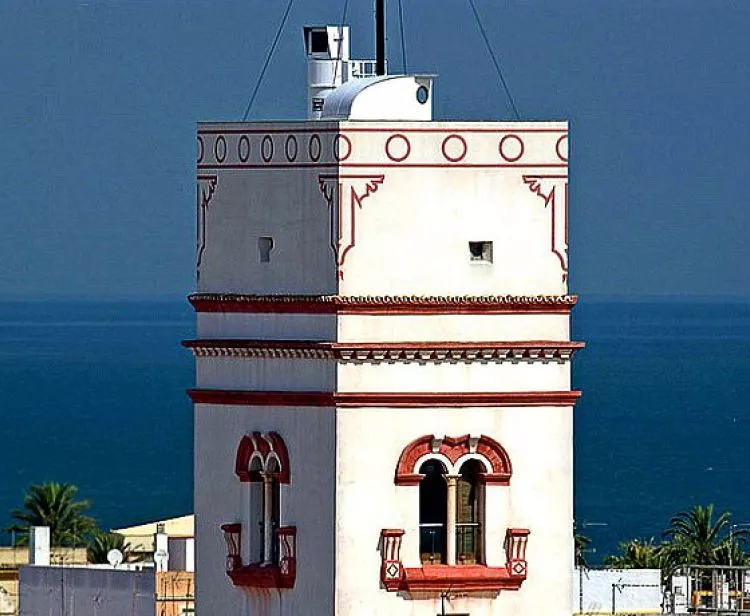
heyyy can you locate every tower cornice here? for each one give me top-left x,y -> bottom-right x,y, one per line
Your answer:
182,339 -> 584,363
188,293 -> 578,315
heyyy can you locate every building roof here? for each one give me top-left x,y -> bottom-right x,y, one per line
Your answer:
111,514 -> 194,551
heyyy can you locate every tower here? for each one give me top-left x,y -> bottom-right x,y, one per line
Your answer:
188,23 -> 580,616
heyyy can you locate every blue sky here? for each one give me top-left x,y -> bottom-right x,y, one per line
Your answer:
1,0 -> 748,299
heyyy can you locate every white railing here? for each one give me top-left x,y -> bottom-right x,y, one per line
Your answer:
349,59 -> 382,79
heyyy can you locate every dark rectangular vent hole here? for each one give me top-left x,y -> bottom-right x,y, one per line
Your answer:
469,241 -> 493,263
310,31 -> 329,54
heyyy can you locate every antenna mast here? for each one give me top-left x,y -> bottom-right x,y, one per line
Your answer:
375,0 -> 386,75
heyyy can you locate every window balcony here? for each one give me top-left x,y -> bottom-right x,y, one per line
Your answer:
220,523 -> 297,589
380,527 -> 529,594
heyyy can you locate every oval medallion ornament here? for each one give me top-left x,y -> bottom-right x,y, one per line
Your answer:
385,134 -> 411,162
498,134 -> 524,162
214,135 -> 227,163
441,134 -> 468,163
238,135 -> 251,162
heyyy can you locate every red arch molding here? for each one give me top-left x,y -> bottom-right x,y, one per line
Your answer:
394,434 -> 512,486
235,431 -> 290,484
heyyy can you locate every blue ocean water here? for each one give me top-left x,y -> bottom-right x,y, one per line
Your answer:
0,301 -> 194,539
0,300 -> 749,561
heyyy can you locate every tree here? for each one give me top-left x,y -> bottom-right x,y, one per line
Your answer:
604,538 -> 662,569
575,533 -> 592,567
664,504 -> 733,566
7,482 -> 96,547
87,531 -> 144,565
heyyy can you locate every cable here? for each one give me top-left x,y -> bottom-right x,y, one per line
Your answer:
241,0 -> 296,121
397,0 -> 408,73
331,0 -> 350,87
466,0 -> 521,120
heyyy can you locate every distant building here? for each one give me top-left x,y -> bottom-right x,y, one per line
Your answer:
15,520 -> 194,616
188,17 -> 578,616
0,542 -> 87,616
573,568 -> 662,615
112,514 -> 194,570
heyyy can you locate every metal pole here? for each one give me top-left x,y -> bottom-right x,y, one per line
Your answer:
611,583 -> 616,615
375,0 -> 386,75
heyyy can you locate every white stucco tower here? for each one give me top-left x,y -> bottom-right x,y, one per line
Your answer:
189,23 -> 580,616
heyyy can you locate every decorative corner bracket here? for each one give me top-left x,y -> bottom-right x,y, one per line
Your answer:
318,174 -> 385,279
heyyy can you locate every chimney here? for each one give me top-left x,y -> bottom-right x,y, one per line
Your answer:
29,526 -> 50,566
153,522 -> 169,572
303,26 -> 350,119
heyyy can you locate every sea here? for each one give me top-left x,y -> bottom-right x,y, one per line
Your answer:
1,299 -> 749,561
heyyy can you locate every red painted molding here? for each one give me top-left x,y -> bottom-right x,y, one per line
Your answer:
188,293 -> 578,315
380,528 -> 530,594
399,565 -> 526,593
188,389 -> 581,407
395,434 -> 512,486
235,431 -> 291,484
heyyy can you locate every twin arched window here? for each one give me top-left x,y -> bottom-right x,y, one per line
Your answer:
235,432 -> 290,565
396,434 -> 512,566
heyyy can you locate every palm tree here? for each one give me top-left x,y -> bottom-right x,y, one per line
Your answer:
7,482 -> 96,547
575,533 -> 592,567
663,504 -> 732,566
87,531 -> 144,565
605,538 -> 662,569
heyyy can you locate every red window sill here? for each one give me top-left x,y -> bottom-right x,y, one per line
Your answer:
385,564 -> 526,593
227,563 -> 295,589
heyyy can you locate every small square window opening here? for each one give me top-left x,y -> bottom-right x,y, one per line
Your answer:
469,241 -> 493,263
258,237 -> 274,263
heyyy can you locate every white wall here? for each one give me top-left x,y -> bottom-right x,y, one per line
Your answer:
194,404 -> 336,616
573,568 -> 662,615
335,405 -> 574,616
338,313 -> 570,343
19,567 -> 154,616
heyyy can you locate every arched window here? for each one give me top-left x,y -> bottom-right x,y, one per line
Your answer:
395,434 -> 511,567
456,459 -> 484,564
262,458 -> 282,565
235,432 -> 290,566
419,460 -> 447,564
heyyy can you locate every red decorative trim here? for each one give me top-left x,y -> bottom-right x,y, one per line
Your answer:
234,431 -> 290,484
198,127 -> 566,135
385,134 -> 411,162
284,135 -> 298,162
333,134 -> 352,161
308,134 -> 321,162
224,525 -> 297,589
556,134 -> 568,162
196,128 -> 567,168
261,135 -> 274,162
182,339 -> 584,362
318,174 -> 385,279
237,135 -> 251,162
188,390 -> 581,407
196,174 -> 219,274
188,293 -> 578,315
379,528 -> 530,594
214,136 -> 227,163
498,134 -> 524,162
523,174 -> 570,282
441,134 -> 468,162
394,434 -> 512,485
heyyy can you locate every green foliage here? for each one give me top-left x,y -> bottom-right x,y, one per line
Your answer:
87,531 -> 144,565
575,533 -> 592,567
604,504 -> 750,581
7,482 -> 96,547
664,504 -> 732,566
604,538 -> 663,569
